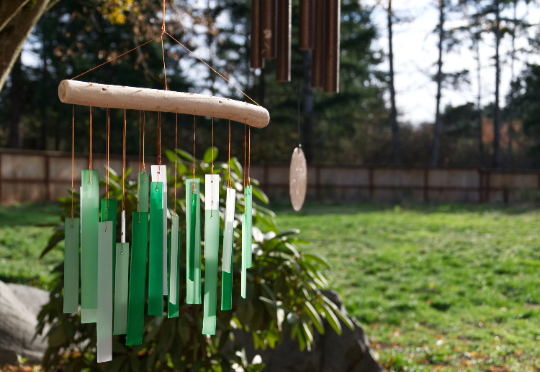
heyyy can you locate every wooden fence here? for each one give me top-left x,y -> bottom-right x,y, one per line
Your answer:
1,148 -> 539,205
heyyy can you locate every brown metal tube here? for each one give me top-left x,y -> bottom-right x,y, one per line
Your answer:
311,0 -> 325,88
299,0 -> 315,50
324,0 -> 340,93
251,0 -> 264,69
262,0 -> 277,59
276,0 -> 291,82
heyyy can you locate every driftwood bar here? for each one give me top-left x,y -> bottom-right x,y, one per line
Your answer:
58,80 -> 270,128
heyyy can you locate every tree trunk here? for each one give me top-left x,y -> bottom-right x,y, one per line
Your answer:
431,0 -> 445,166
493,0 -> 502,168
387,0 -> 402,165
476,38 -> 484,168
0,0 -> 58,93
507,0 -> 516,169
9,55 -> 23,149
303,50 -> 314,163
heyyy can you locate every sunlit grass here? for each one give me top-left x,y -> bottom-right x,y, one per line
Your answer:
275,203 -> 540,372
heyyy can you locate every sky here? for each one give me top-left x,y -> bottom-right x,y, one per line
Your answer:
366,0 -> 540,125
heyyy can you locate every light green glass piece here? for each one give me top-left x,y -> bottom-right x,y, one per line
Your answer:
100,198 -> 117,299
149,182 -> 163,316
186,179 -> 201,305
81,309 -> 96,323
97,222 -> 113,363
126,212 -> 148,345
245,186 -> 253,269
64,218 -> 79,313
202,209 -> 220,335
221,228 -> 233,311
138,172 -> 149,213
168,231 -> 179,318
114,243 -> 129,335
81,169 -> 99,318
241,213 -> 247,299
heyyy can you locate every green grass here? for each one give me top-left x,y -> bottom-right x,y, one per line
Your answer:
275,203 -> 540,372
0,202 -> 62,288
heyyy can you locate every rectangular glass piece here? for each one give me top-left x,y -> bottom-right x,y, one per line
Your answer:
151,165 -> 168,296
81,308 -> 96,323
138,172 -> 149,213
185,178 -> 201,305
241,213 -> 247,299
221,229 -> 233,310
113,243 -> 129,335
148,182 -> 163,316
203,174 -> 220,334
97,222 -> 113,363
169,215 -> 179,305
167,232 -> 179,318
245,186 -> 252,268
81,169 -> 99,313
222,188 -> 236,273
126,212 -> 148,346
64,218 -> 80,313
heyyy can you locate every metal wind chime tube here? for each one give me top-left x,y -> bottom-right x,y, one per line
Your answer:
262,0 -> 278,59
299,0 -> 315,50
312,0 -> 326,88
276,0 -> 292,82
251,0 -> 264,69
324,0 -> 341,93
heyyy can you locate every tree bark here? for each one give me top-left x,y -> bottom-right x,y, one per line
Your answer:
493,0 -> 502,168
387,0 -> 402,165
0,0 -> 58,93
507,0 -> 516,169
475,38 -> 484,168
0,0 -> 32,32
303,50 -> 314,163
431,0 -> 445,166
9,55 -> 23,149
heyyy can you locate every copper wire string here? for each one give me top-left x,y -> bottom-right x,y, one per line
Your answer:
211,114 -> 214,215
89,105 -> 92,183
143,111 -> 146,174
157,110 -> 161,189
228,117 -> 231,189
243,123 -> 246,212
105,107 -> 110,228
123,107 -> 126,213
138,109 -> 141,214
174,109 -> 177,214
193,111 -> 196,192
248,125 -> 251,186
71,105 -> 74,226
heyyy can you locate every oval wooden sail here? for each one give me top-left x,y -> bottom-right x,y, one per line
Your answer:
289,147 -> 307,211
58,80 -> 270,128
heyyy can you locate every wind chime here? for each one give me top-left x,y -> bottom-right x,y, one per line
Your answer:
250,0 -> 340,211
61,1 -> 269,363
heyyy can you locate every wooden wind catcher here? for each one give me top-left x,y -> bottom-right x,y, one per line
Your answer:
59,4 -> 269,362
250,0 -> 341,93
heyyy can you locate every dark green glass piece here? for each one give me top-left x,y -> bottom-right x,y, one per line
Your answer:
114,243 -> 129,335
189,193 -> 197,280
81,169 -> 99,320
149,182 -> 163,316
64,218 -> 80,313
168,232 -> 179,318
221,228 -> 233,311
245,186 -> 252,268
138,172 -> 149,213
202,209 -> 220,335
126,212 -> 148,345
241,213 -> 247,299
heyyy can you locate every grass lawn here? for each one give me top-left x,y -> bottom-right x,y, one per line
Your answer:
0,202 -> 61,289
275,203 -> 540,372
2,202 -> 540,371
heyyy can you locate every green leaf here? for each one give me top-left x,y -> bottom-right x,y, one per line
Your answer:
275,229 -> 300,238
252,186 -> 269,204
323,297 -> 355,330
322,304 -> 342,335
40,230 -> 65,258
176,148 -> 194,161
203,146 -> 218,163
302,321 -> 314,344
303,302 -> 324,334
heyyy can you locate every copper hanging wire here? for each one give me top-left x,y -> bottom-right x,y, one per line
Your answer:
71,105 -> 74,226
248,125 -> 251,186
123,107 -> 126,213
143,111 -> 146,174
89,105 -> 92,183
174,109 -> 177,214
193,111 -> 196,192
228,117 -> 231,189
138,109 -> 141,214
157,110 -> 161,190
105,106 -> 110,229
211,114 -> 214,216
244,123 -> 246,213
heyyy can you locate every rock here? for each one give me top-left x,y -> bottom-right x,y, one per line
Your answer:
233,290 -> 383,372
0,281 -> 49,365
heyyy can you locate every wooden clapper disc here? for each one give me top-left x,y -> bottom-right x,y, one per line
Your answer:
289,147 -> 307,211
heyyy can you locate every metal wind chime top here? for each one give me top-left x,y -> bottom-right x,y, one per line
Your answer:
59,1 -> 269,363
249,0 -> 341,211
